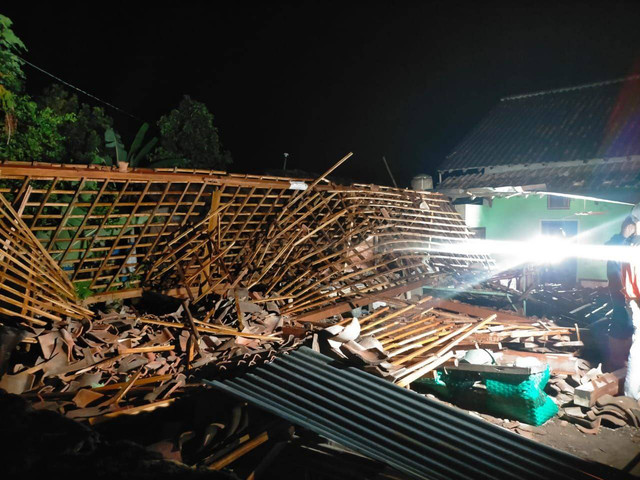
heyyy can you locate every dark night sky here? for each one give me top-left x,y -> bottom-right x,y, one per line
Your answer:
4,1 -> 640,186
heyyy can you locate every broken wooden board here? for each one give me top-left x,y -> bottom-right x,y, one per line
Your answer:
0,193 -> 91,326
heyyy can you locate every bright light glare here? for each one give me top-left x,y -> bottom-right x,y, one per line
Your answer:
393,237 -> 637,265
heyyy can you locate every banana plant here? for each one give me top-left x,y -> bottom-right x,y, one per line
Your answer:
104,122 -> 157,167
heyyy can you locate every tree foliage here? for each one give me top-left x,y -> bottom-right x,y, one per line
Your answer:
152,95 -> 232,170
0,15 -> 25,99
0,96 -> 74,161
102,123 -> 157,167
1,16 -> 231,170
0,15 -> 73,162
38,84 -> 113,164
0,14 -> 26,140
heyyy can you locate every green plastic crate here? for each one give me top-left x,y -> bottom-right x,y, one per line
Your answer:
413,365 -> 558,426
486,394 -> 558,426
482,366 -> 557,426
484,367 -> 551,400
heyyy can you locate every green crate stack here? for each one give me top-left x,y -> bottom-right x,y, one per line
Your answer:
482,366 -> 558,426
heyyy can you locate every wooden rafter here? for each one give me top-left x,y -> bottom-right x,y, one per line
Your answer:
0,160 -> 492,315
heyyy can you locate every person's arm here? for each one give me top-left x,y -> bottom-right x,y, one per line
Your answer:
622,262 -> 640,301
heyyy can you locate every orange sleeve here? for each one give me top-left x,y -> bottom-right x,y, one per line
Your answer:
622,263 -> 640,300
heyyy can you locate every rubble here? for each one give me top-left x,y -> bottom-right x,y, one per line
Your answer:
0,294 -> 300,413
0,161 -> 637,477
316,297 -> 584,386
425,277 -> 614,328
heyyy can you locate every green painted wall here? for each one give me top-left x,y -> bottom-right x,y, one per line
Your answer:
463,196 -> 633,282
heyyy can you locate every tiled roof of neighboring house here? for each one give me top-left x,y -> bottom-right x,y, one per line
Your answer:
438,157 -> 640,193
440,76 -> 640,172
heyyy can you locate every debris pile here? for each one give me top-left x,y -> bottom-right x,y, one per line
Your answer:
0,159 -> 491,418
517,284 -> 612,326
561,393 -> 640,435
428,279 -> 613,328
0,383 -> 302,477
0,292 -> 302,426
0,161 -> 637,476
143,176 -> 492,317
319,297 -> 584,389
550,366 -> 640,434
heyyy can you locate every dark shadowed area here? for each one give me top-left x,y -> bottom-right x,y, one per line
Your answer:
4,1 -> 640,185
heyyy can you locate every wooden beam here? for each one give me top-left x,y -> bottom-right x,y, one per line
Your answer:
291,278 -> 437,324
0,162 -> 307,189
208,431 -> 270,470
431,299 -> 534,324
80,286 -> 204,305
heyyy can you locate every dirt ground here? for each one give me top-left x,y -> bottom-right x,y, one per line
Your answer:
521,418 -> 640,476
422,390 -> 640,477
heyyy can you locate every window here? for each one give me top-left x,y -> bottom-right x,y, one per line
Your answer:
547,195 -> 570,210
469,227 -> 486,239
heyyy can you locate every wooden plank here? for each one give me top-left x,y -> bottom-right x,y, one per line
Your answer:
445,363 -> 546,375
431,299 -> 534,324
138,317 -> 281,341
207,431 -> 270,470
0,163 -> 302,188
92,374 -> 172,392
81,286 -> 200,304
290,278 -> 436,324
396,352 -> 455,388
182,301 -> 202,355
361,298 -> 432,333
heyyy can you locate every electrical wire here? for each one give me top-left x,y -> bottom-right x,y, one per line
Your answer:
17,55 -> 142,121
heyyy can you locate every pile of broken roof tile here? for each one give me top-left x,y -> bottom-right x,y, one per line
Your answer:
0,290 -> 301,425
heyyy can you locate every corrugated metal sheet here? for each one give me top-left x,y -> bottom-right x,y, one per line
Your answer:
440,76 -> 640,172
206,347 -> 621,480
437,157 -> 640,192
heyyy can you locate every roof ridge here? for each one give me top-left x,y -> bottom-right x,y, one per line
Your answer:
501,74 -> 640,101
438,155 -> 640,174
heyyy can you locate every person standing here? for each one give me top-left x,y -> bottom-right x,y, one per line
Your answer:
606,216 -> 636,369
622,204 -> 640,399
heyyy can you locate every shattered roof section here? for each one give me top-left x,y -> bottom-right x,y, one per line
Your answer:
0,193 -> 91,326
437,157 -> 640,193
440,76 -> 640,172
0,161 -> 492,319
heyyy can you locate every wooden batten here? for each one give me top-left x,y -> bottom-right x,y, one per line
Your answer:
0,159 -> 491,319
0,193 -> 90,326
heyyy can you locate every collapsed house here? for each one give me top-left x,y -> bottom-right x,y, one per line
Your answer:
0,158 -> 636,478
0,158 -> 489,310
